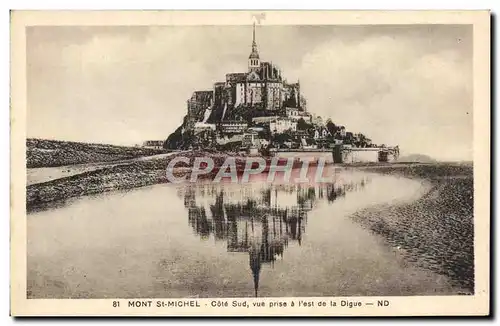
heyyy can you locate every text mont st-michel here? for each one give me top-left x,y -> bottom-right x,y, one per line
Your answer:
127,298 -> 384,309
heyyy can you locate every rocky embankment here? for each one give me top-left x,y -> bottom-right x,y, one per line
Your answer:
27,151 -> 247,211
351,163 -> 474,293
27,138 -> 165,168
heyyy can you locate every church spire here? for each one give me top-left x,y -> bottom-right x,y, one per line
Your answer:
248,22 -> 260,72
252,22 -> 256,46
249,249 -> 261,297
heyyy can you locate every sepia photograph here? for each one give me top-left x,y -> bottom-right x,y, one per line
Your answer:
10,10 -> 490,316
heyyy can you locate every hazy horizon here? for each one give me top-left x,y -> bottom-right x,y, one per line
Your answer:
27,24 -> 473,161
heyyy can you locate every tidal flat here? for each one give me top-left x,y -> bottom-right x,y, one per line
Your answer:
350,163 -> 474,294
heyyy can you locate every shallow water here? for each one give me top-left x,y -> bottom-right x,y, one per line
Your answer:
27,167 -> 464,298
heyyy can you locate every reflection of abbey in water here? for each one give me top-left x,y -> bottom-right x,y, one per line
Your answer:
177,180 -> 368,297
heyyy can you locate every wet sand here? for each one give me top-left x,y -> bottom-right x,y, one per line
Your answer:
350,163 -> 474,294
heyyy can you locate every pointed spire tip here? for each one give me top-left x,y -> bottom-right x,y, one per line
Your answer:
252,22 -> 256,44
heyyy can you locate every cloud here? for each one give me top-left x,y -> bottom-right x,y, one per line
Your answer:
27,26 -> 472,161
298,34 -> 472,161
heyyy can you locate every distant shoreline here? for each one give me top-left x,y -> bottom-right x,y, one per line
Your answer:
26,138 -> 472,214
26,151 -> 245,212
27,138 -> 166,168
26,152 -> 467,211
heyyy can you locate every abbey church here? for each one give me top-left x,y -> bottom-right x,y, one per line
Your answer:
186,23 -> 305,127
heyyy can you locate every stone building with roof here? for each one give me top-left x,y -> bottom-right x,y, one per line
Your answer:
186,23 -> 305,128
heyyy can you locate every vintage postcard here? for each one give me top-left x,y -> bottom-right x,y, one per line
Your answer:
10,10 -> 490,316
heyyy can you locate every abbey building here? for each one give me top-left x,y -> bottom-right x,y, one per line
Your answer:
166,25 -> 385,153
186,23 -> 305,127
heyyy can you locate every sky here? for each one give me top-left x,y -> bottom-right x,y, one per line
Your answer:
27,24 -> 472,161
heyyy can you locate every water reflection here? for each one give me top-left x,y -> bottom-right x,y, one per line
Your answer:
29,169 -> 466,298
176,178 -> 369,297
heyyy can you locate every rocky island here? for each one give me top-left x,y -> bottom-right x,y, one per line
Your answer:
165,23 -> 389,157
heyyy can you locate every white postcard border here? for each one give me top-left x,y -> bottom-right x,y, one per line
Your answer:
10,10 -> 491,317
